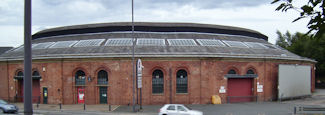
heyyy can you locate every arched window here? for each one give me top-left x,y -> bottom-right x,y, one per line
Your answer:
176,69 -> 188,93
14,71 -> 24,79
228,69 -> 237,74
75,70 -> 86,85
152,69 -> 164,94
32,71 -> 40,76
17,71 -> 24,77
246,69 -> 255,74
98,70 -> 108,85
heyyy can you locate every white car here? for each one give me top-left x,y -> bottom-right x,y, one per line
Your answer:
158,104 -> 203,115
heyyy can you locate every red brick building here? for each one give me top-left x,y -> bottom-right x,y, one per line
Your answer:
0,22 -> 315,105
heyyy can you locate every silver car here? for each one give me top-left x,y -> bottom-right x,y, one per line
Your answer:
0,99 -> 19,113
158,104 -> 203,115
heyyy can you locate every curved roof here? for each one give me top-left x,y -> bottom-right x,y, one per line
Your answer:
32,22 -> 268,41
0,22 -> 315,62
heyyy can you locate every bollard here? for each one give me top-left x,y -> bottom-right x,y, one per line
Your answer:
84,104 -> 86,110
109,105 -> 111,111
59,103 -> 62,110
37,103 -> 39,108
293,106 -> 296,114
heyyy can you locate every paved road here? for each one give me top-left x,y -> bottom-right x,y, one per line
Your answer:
113,102 -> 294,115
4,89 -> 325,115
3,102 -> 294,115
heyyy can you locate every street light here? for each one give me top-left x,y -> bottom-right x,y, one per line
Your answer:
131,0 -> 136,112
24,0 -> 33,114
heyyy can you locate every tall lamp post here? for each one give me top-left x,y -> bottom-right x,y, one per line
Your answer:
131,0 -> 137,112
24,0 -> 33,114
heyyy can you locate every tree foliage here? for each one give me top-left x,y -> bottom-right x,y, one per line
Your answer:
276,31 -> 325,77
272,0 -> 325,38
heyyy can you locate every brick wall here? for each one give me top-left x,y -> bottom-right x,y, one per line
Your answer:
1,58 -> 315,105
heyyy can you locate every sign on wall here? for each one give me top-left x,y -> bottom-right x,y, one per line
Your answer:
219,86 -> 226,93
257,82 -> 263,93
137,59 -> 144,88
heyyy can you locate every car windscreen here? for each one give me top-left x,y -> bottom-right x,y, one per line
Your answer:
0,100 -> 8,104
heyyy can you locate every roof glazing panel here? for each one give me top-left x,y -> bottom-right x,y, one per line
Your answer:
105,38 -> 133,46
263,44 -> 278,49
197,39 -> 226,47
222,40 -> 248,48
73,39 -> 105,47
50,40 -> 78,48
32,42 -> 55,49
244,42 -> 268,49
137,39 -> 165,46
167,39 -> 197,46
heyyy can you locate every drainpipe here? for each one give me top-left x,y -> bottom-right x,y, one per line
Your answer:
61,58 -> 64,104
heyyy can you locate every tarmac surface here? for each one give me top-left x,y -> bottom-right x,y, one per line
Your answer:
2,89 -> 325,115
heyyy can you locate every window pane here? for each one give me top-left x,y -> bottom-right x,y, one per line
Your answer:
152,70 -> 164,94
98,70 -> 108,85
17,71 -> 24,76
176,70 -> 188,93
177,106 -> 186,111
32,71 -> 40,76
167,105 -> 175,110
75,70 -> 86,85
247,69 -> 255,74
228,69 -> 236,74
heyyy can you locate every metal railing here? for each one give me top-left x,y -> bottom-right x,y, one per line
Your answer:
176,78 -> 188,93
97,78 -> 108,85
152,78 -> 164,93
13,96 -> 40,104
75,79 -> 86,85
294,106 -> 325,114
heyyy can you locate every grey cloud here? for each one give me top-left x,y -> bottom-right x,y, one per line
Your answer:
132,0 -> 271,9
0,0 -> 23,25
2,0 -> 272,27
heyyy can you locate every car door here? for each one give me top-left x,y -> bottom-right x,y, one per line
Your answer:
177,105 -> 190,115
165,105 -> 177,115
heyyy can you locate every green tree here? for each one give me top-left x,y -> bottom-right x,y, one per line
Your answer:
275,30 -> 292,48
276,31 -> 325,78
272,0 -> 325,38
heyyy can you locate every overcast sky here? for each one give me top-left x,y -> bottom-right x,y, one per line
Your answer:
0,0 -> 309,47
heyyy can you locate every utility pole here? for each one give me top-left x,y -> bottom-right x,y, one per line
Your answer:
24,0 -> 33,114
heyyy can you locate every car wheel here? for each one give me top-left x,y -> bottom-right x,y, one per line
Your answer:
0,108 -> 4,113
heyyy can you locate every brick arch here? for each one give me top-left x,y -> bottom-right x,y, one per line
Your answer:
94,66 -> 111,76
175,67 -> 190,75
32,68 -> 41,76
225,66 -> 240,75
150,66 -> 167,77
245,66 -> 257,75
14,68 -> 24,76
72,67 -> 88,77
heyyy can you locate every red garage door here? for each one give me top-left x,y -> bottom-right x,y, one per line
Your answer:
228,78 -> 253,103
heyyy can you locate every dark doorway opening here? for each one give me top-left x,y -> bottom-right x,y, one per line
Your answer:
99,87 -> 107,104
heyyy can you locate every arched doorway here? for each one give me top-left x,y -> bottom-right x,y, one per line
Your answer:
75,70 -> 86,104
97,70 -> 108,104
